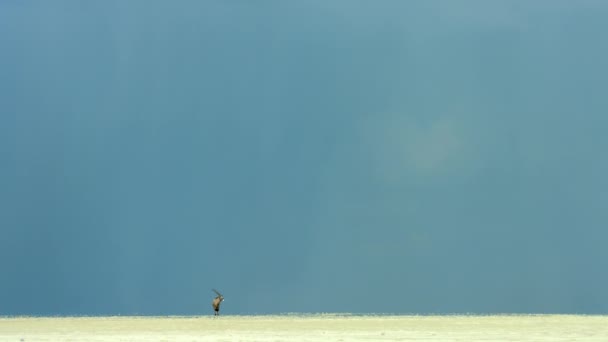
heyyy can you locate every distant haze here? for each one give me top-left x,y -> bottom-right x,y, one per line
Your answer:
1,1 -> 608,315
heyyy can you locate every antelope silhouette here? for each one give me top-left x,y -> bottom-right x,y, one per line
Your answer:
211,289 -> 224,316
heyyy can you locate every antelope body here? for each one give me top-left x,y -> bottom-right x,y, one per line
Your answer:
211,289 -> 224,316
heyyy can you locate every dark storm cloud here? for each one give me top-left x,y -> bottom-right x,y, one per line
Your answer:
1,1 -> 608,315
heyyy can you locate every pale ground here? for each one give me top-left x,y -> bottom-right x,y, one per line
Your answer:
1,315 -> 607,341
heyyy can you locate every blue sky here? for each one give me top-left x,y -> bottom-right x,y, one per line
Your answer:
1,1 -> 608,315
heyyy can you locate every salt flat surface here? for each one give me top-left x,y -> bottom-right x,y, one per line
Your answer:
1,314 -> 607,341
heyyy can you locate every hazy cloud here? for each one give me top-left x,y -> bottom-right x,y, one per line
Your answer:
360,114 -> 480,185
